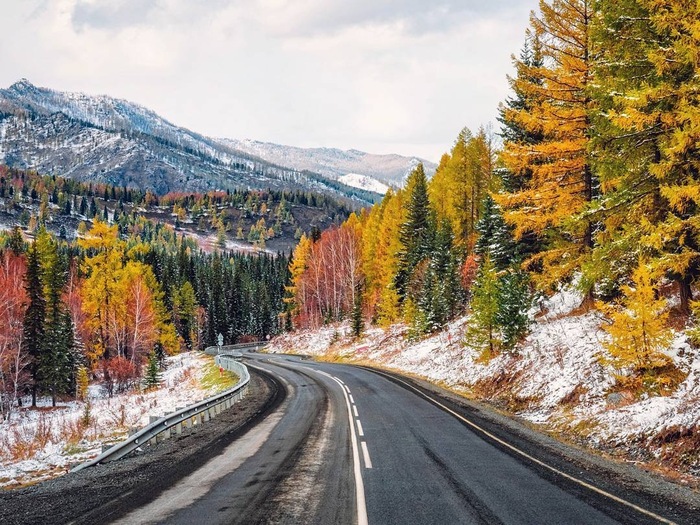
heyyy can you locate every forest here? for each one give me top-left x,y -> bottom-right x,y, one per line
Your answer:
287,0 -> 700,393
0,168 -> 295,420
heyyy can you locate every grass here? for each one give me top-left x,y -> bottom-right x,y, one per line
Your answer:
200,357 -> 239,392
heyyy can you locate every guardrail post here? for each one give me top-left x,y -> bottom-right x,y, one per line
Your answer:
149,415 -> 159,445
203,409 -> 210,422
176,408 -> 186,432
162,414 -> 172,440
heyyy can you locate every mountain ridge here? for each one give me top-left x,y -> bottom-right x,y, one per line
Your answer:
219,137 -> 437,189
0,80 -> 431,201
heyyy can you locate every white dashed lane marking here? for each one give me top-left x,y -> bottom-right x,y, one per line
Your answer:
361,441 -> 372,469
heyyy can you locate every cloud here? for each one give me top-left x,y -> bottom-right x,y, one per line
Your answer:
0,0 -> 536,161
72,0 -> 160,31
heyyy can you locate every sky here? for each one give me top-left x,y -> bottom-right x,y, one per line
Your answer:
0,0 -> 536,162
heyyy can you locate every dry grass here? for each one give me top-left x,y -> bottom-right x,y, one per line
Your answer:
2,414 -> 55,461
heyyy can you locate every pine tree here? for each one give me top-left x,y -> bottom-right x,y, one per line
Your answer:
395,164 -> 435,302
465,256 -> 501,358
22,242 -> 46,407
144,351 -> 161,389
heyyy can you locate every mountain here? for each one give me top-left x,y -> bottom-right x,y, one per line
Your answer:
0,80 -> 382,204
219,138 -> 437,189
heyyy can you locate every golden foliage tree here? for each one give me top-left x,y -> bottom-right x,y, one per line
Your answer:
599,262 -> 672,371
498,0 -> 594,291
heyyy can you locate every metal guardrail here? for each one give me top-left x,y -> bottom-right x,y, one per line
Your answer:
203,341 -> 265,356
71,351 -> 251,472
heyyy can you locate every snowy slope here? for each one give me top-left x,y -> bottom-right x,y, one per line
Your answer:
338,173 -> 390,194
0,352 -> 230,487
267,287 -> 700,479
218,138 -> 437,187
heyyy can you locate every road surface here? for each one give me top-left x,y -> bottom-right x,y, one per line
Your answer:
105,353 -> 694,525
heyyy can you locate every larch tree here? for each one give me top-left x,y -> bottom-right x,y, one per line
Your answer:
587,0 -> 671,299
372,190 -> 405,326
429,128 -> 495,251
599,262 -> 673,386
498,0 -> 595,293
590,0 -> 700,313
79,221 -> 125,370
639,0 -> 700,314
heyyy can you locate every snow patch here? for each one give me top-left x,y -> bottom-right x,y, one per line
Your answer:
338,173 -> 390,194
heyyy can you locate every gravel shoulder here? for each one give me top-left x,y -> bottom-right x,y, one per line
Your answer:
0,370 -> 281,525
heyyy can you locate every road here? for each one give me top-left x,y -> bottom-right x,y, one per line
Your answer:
108,353 -> 694,525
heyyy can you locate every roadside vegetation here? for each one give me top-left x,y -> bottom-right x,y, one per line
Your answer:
282,0 -> 700,477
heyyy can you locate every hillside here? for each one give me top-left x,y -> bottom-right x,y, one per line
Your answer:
0,80 -> 381,204
0,166 -> 351,254
217,138 -> 437,189
267,285 -> 700,483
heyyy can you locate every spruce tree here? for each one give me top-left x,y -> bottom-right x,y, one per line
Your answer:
496,269 -> 531,352
144,351 -> 162,389
465,256 -> 501,358
8,226 -> 24,255
395,164 -> 435,302
474,195 -> 518,271
22,243 -> 46,407
351,283 -> 364,339
37,232 -> 73,406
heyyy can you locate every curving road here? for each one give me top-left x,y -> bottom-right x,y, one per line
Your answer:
106,353 -> 696,525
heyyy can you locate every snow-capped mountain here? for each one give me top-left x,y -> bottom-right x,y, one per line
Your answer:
217,139 -> 437,188
0,80 -> 385,202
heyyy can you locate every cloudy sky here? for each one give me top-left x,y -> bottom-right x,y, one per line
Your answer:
1,0 -> 535,162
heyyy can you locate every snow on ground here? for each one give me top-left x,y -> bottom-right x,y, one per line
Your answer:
267,284 -> 700,476
0,352 -> 227,488
338,173 -> 390,195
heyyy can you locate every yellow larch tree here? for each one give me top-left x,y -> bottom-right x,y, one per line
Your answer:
285,234 -> 313,326
497,0 -> 594,292
599,262 -> 673,391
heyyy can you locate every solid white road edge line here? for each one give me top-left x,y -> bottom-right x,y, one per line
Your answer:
361,441 -> 373,469
368,368 -> 677,525
329,375 -> 369,525
357,419 -> 364,437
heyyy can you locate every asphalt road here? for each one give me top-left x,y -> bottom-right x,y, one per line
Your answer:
108,353 -> 697,524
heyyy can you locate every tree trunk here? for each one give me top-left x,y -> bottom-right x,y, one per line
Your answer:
679,276 -> 693,316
